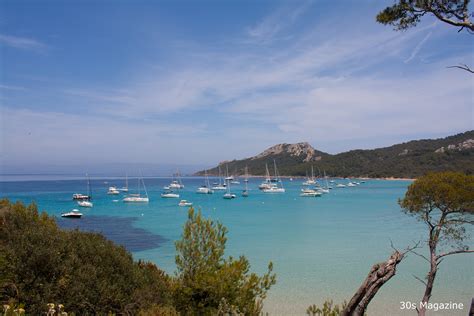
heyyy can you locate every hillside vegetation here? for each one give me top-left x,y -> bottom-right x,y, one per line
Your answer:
197,131 -> 474,178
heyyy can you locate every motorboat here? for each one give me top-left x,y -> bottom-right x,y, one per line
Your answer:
61,209 -> 83,218
72,193 -> 90,200
169,180 -> 184,189
161,191 -> 180,198
77,200 -> 93,207
300,189 -> 322,197
123,194 -> 149,202
223,193 -> 236,199
263,186 -> 285,193
178,200 -> 193,207
347,182 -> 357,187
197,186 -> 213,194
72,174 -> 92,200
107,186 -> 120,195
336,184 -> 346,188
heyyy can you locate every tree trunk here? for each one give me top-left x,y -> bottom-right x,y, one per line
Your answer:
418,245 -> 438,316
342,251 -> 404,316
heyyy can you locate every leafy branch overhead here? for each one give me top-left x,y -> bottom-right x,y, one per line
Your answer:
376,0 -> 474,32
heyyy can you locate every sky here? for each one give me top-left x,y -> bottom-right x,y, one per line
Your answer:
0,0 -> 473,174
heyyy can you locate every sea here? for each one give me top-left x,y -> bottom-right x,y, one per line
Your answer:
1,176 -> 472,316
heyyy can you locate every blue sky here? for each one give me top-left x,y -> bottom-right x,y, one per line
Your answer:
0,0 -> 473,173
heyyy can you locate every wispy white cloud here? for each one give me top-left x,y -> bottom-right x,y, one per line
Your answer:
0,34 -> 48,52
246,0 -> 312,44
405,31 -> 432,63
0,84 -> 26,91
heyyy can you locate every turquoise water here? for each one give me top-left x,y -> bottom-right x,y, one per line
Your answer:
1,177 -> 472,315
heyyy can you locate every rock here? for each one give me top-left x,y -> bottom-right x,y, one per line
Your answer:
252,142 -> 319,162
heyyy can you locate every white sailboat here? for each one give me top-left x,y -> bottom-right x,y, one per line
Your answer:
242,166 -> 249,197
123,175 -> 149,202
258,163 -> 274,190
77,175 -> 93,207
302,166 -> 317,186
212,166 -> 227,190
197,170 -> 214,194
118,173 -> 129,192
168,169 -> 185,189
223,179 -> 236,199
262,160 -> 285,193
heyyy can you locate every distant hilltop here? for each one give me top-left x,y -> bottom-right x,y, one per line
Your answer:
196,131 -> 474,178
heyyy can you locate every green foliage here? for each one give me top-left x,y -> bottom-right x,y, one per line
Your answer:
0,199 -> 173,315
199,131 -> 474,178
399,172 -> 474,246
306,300 -> 347,316
376,0 -> 473,32
174,208 -> 276,315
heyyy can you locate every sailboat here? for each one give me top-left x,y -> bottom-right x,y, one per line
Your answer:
73,174 -> 92,201
258,164 -> 273,190
78,175 -> 93,207
242,166 -> 249,197
168,169 -> 185,189
118,173 -> 129,192
123,175 -> 149,202
197,170 -> 214,194
302,166 -> 317,186
317,171 -> 330,193
212,166 -> 226,190
223,179 -> 236,199
262,160 -> 285,193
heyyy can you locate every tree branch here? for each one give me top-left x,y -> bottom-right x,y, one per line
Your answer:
437,249 -> 474,260
447,64 -> 474,74
413,274 -> 428,286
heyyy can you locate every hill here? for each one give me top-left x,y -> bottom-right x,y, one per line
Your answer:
196,131 -> 474,178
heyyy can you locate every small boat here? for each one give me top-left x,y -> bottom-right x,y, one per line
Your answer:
300,189 -> 322,197
262,160 -> 285,193
161,191 -> 180,198
230,180 -> 240,185
223,179 -> 236,199
242,166 -> 249,197
336,183 -> 346,188
347,182 -> 357,187
123,194 -> 149,202
77,200 -> 93,207
318,188 -> 330,194
123,174 -> 149,202
168,169 -> 185,189
178,200 -> 193,207
212,166 -> 227,190
61,209 -> 83,218
107,186 -> 120,195
259,163 -> 274,190
73,193 -> 90,200
223,193 -> 236,199
197,170 -> 214,194
118,173 -> 129,192
72,174 -> 92,200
